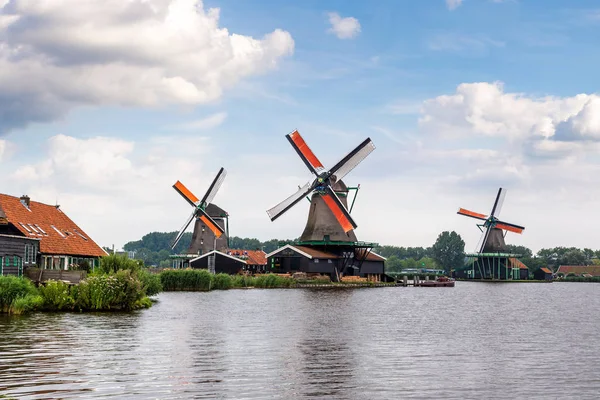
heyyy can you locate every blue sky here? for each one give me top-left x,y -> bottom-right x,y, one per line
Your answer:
1,0 -> 600,253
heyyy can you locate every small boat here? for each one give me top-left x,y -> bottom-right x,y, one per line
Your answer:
419,276 -> 455,287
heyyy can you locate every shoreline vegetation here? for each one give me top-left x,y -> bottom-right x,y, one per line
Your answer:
3,252 -> 599,315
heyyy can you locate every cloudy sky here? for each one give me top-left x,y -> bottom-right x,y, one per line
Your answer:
1,0 -> 600,253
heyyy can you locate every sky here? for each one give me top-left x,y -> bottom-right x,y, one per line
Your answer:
1,0 -> 600,253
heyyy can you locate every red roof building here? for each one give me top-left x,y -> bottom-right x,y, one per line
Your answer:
0,194 -> 107,270
557,265 -> 600,277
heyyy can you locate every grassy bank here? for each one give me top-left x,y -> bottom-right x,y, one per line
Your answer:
159,270 -> 395,291
0,268 -> 160,315
160,270 -> 297,291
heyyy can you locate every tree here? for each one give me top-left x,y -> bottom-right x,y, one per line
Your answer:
431,231 -> 465,274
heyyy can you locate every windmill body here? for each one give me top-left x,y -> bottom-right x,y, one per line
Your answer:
300,180 -> 358,242
456,188 -> 528,280
187,203 -> 229,255
266,130 -> 389,282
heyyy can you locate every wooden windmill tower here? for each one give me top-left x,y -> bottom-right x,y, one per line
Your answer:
457,188 -> 527,280
266,130 -> 386,281
171,168 -> 229,263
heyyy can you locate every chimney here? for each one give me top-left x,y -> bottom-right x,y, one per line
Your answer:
20,195 -> 30,208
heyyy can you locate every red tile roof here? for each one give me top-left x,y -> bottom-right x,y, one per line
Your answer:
508,258 -> 528,270
0,194 -> 107,257
557,265 -> 600,276
540,267 -> 552,274
226,249 -> 267,265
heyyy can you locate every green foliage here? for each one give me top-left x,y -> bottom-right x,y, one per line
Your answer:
137,270 -> 163,296
99,254 -> 143,274
212,273 -> 233,290
74,270 -> 145,311
11,294 -> 44,315
160,269 -> 213,291
159,270 -> 294,290
39,280 -> 75,311
0,276 -> 38,313
432,231 -> 465,273
250,274 -> 294,288
122,231 -> 294,266
375,245 -> 432,260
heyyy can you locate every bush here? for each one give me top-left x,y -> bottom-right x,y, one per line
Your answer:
137,269 -> 163,296
73,270 -> 145,311
0,276 -> 38,313
39,280 -> 75,311
99,254 -> 142,274
212,273 -> 232,290
11,294 -> 44,315
160,269 -> 213,291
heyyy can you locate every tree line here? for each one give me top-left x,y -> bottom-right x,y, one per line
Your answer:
116,230 -> 600,273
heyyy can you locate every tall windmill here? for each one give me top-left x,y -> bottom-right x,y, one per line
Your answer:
265,130 -> 383,282
267,130 -> 375,241
457,188 -> 526,279
171,168 -> 228,260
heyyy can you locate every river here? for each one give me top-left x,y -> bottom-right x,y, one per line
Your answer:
1,282 -> 599,399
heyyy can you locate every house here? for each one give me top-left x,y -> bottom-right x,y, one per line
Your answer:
0,194 -> 107,272
533,267 -> 553,281
265,244 -> 388,281
556,265 -> 600,277
0,234 -> 40,276
189,249 -> 267,275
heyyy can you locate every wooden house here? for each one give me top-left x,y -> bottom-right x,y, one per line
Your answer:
533,267 -> 553,281
266,244 -> 388,281
0,194 -> 107,272
189,249 -> 267,275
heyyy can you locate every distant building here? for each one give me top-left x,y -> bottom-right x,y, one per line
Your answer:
187,249 -> 267,274
557,265 -> 600,277
0,194 -> 107,275
533,267 -> 553,281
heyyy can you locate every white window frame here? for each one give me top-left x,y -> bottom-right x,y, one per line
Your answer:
51,225 -> 66,238
34,224 -> 47,235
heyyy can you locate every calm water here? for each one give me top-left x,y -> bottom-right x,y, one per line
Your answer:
1,282 -> 600,399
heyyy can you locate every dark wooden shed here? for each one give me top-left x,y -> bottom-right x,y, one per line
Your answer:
190,250 -> 246,275
533,267 -> 553,281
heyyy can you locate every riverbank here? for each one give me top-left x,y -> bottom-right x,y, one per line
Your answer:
0,270 -> 159,315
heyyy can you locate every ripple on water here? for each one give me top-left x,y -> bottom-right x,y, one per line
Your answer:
1,283 -> 600,399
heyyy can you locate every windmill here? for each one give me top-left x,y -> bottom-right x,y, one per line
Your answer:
457,188 -> 526,279
265,130 -> 384,282
267,130 -> 375,241
171,168 -> 228,260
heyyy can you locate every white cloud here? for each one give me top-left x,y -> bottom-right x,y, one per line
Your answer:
446,0 -> 463,10
0,0 -> 294,133
169,112 -> 228,131
0,139 -> 5,161
419,82 -> 599,147
6,133 -> 217,248
327,12 -> 361,39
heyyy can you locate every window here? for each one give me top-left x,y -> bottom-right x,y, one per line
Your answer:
19,222 -> 33,233
28,224 -> 41,234
51,225 -> 66,238
25,245 -> 29,264
74,231 -> 88,241
314,259 -> 319,263
34,224 -> 47,235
